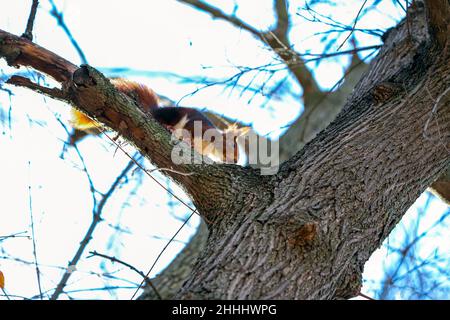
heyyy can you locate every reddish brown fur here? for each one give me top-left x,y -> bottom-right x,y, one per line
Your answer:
71,78 -> 247,163
110,78 -> 159,112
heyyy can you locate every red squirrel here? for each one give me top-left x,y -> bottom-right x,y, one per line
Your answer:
70,78 -> 249,163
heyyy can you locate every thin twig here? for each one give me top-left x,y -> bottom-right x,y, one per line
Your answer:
27,160 -> 43,299
176,0 -> 261,38
130,210 -> 196,300
300,45 -> 381,59
177,0 -> 319,95
358,292 -> 376,300
22,0 -> 39,40
337,0 -> 368,51
50,155 -> 137,300
54,116 -> 98,209
48,0 -> 88,64
0,254 -> 140,298
99,128 -> 199,214
0,231 -> 29,242
394,0 -> 407,13
1,288 -> 11,300
58,286 -> 136,294
147,167 -> 195,177
88,251 -> 162,300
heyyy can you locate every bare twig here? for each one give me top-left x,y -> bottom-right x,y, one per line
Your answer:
48,0 -> 88,64
296,5 -> 384,38
6,75 -> 66,100
337,0 -> 368,51
27,160 -> 43,299
300,45 -> 381,59
100,128 -> 199,214
394,0 -> 407,13
0,231 -> 29,242
0,254 -> 140,297
22,0 -> 39,40
177,0 -> 320,97
54,117 -> 98,208
1,288 -> 11,300
88,251 -> 162,300
176,0 -> 261,38
50,155 -> 137,300
58,286 -> 136,295
130,210 -> 196,300
273,0 -> 290,37
358,292 -> 376,300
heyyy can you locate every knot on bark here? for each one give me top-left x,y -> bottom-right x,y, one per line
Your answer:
73,65 -> 98,87
0,39 -> 21,68
286,223 -> 317,247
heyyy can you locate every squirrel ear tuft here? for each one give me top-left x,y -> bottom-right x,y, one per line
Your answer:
224,125 -> 251,137
236,126 -> 251,136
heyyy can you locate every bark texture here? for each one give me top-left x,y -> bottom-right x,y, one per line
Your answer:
174,1 -> 450,299
0,0 -> 448,300
143,0 -> 449,300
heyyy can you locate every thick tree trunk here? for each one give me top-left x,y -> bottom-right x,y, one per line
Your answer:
140,49 -> 371,301
0,0 -> 448,300
174,1 -> 450,299
142,0 -> 450,299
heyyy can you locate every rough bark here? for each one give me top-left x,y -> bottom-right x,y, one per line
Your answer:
278,52 -> 370,163
0,0 -> 448,300
170,1 -> 449,299
142,0 -> 370,300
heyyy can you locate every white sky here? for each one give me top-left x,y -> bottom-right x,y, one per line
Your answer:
0,0 -> 448,300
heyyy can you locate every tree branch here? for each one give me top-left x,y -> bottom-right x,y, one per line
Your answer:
176,0 -> 261,37
22,0 -> 39,41
273,0 -> 290,38
50,156 -> 137,300
88,250 -> 162,300
0,29 -> 267,220
177,0 -> 321,101
6,75 -> 66,99
48,0 -> 88,64
0,30 -> 77,82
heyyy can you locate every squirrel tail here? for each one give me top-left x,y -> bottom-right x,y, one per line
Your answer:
69,78 -> 159,131
70,109 -> 99,131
